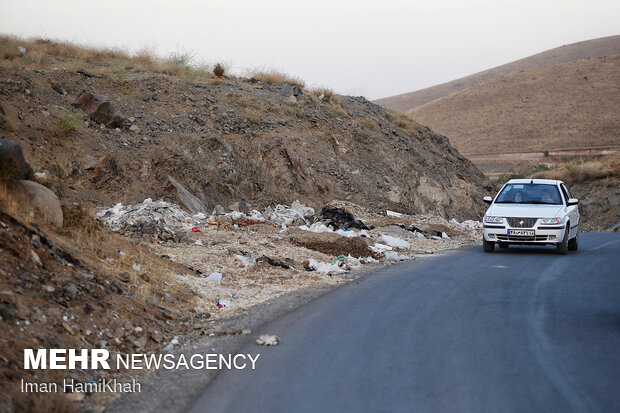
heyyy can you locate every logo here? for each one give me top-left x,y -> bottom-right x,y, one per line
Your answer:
519,220 -> 524,225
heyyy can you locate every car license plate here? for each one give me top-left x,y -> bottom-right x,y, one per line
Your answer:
508,229 -> 534,236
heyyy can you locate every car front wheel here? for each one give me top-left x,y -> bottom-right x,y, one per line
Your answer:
568,230 -> 579,251
557,226 -> 569,254
483,239 -> 495,252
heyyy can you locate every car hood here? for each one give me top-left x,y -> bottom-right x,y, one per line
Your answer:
486,204 -> 565,218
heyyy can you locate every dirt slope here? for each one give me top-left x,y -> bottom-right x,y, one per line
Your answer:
374,35 -> 620,111
409,55 -> 620,156
0,40 -> 494,221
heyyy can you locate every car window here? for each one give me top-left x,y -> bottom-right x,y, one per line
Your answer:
559,185 -> 570,205
561,183 -> 573,199
495,183 -> 562,205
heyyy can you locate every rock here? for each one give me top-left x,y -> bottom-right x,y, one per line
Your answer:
45,285 -> 55,293
229,201 -> 250,213
30,250 -> 42,266
82,155 -> 99,170
133,335 -> 147,349
213,205 -> 225,215
50,82 -> 64,95
256,334 -> 280,346
75,91 -> 124,128
143,94 -> 151,102
119,272 -> 130,283
168,176 -> 208,214
0,138 -> 32,181
287,95 -> 298,104
63,283 -> 78,300
14,180 -> 64,227
76,69 -> 94,78
110,280 -> 124,294
129,124 -> 140,134
280,83 -> 303,98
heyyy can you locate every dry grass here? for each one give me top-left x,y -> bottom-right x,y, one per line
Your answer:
57,203 -> 194,306
0,35 -> 209,83
248,68 -> 305,88
309,87 -> 336,103
533,161 -> 616,183
12,392 -> 77,413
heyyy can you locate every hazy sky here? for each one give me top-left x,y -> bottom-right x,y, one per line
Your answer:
1,0 -> 618,99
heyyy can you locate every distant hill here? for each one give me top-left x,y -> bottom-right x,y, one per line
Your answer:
374,35 -> 620,111
408,55 -> 620,156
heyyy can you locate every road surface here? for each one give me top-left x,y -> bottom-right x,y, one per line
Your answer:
188,233 -> 620,413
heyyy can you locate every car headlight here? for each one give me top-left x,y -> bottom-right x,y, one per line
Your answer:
484,216 -> 504,224
540,218 -> 561,225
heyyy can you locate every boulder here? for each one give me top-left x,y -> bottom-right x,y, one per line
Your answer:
75,92 -> 123,128
168,176 -> 208,214
14,180 -> 64,227
280,83 -> 303,98
0,138 -> 32,181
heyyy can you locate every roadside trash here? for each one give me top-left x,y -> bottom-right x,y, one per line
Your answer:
256,334 -> 280,346
380,234 -> 411,249
132,263 -> 141,272
195,239 -> 203,246
371,243 -> 393,253
204,272 -> 223,282
384,251 -> 412,261
236,254 -> 257,267
320,206 -> 369,230
290,200 -> 315,218
191,227 -> 202,232
217,298 -> 231,308
386,210 -> 404,218
337,254 -> 346,261
305,258 -> 344,274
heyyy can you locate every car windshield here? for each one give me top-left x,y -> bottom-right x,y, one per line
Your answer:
495,183 -> 563,205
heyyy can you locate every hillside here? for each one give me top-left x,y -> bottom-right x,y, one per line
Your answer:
374,35 -> 620,111
409,55 -> 620,156
0,38 -> 494,221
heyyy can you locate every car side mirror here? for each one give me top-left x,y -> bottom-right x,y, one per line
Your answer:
567,198 -> 579,206
483,196 -> 493,204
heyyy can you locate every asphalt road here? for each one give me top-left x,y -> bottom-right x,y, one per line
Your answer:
188,233 -> 620,413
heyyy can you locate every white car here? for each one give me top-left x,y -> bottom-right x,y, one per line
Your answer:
482,179 -> 579,254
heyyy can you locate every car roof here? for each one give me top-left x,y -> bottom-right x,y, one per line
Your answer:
505,178 -> 563,185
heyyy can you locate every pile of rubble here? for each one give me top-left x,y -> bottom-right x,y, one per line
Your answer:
96,198 -> 483,271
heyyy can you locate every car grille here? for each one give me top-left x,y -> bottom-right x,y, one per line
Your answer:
506,217 -> 538,228
496,235 -> 549,242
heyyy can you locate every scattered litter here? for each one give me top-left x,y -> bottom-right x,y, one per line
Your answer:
386,210 -> 404,218
384,251 -> 412,261
371,243 -> 393,253
203,272 -> 223,282
192,227 -> 202,232
217,298 -> 232,308
304,258 -> 344,274
380,234 -> 411,249
236,254 -> 257,267
132,263 -> 141,272
256,334 -> 280,346
195,239 -> 203,246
